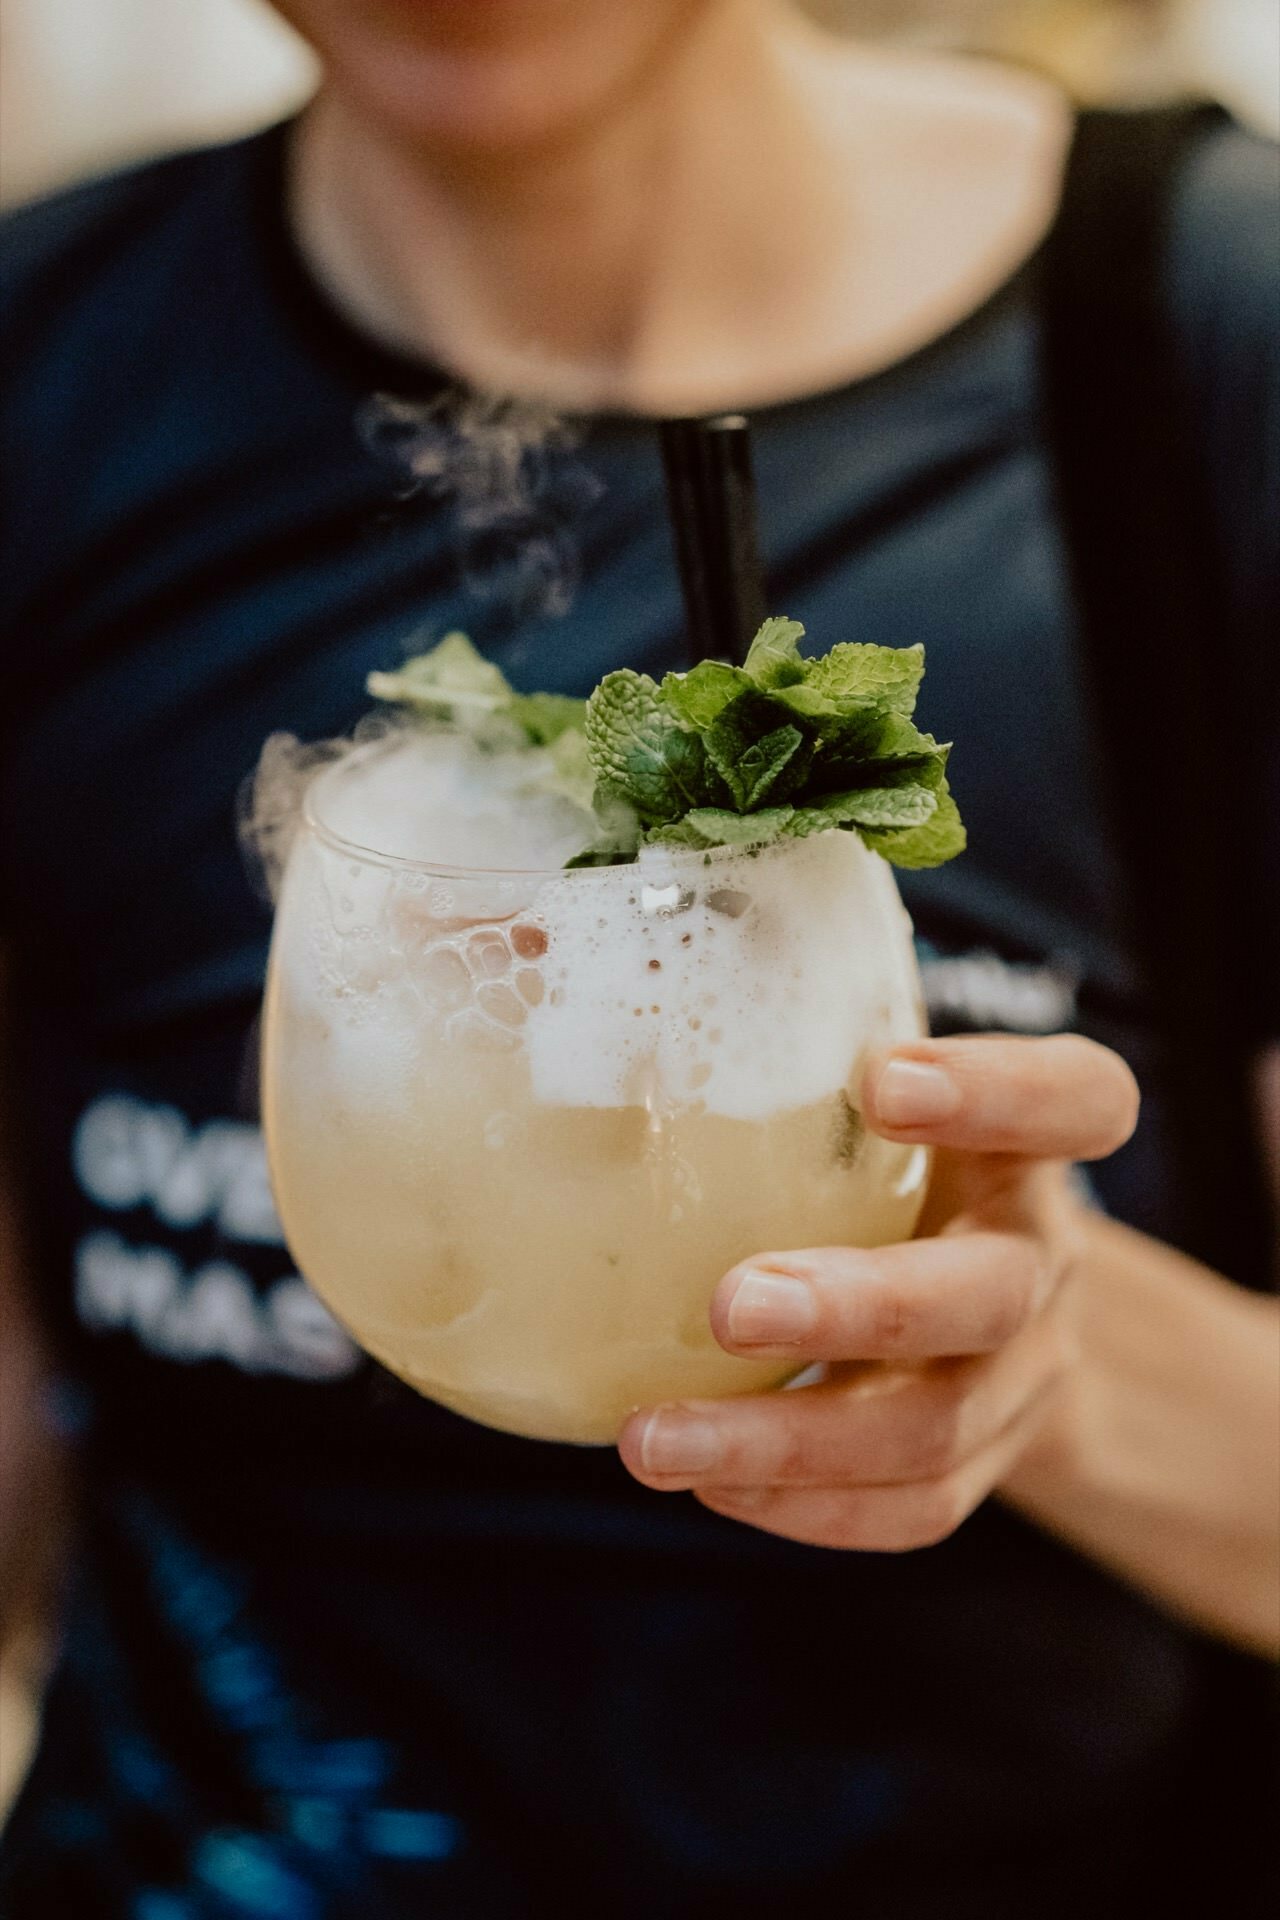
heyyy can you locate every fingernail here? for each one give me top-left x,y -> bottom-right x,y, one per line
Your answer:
875,1059 -> 961,1129
639,1408 -> 723,1476
727,1269 -> 817,1345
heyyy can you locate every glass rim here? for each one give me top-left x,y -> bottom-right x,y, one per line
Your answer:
300,740 -> 735,884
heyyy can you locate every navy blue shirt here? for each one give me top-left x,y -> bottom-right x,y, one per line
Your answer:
1,117 -> 1276,1918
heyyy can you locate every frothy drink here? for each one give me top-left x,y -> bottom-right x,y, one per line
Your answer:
262,730 -> 930,1443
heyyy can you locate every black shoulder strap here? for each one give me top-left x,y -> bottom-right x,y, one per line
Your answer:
1040,104 -> 1274,1287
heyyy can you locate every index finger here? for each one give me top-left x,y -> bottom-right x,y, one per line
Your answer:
862,1034 -> 1139,1162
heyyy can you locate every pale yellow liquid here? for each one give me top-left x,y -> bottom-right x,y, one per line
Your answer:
263,997 -> 927,1443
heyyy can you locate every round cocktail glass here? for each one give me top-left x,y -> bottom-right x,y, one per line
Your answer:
262,738 -> 930,1443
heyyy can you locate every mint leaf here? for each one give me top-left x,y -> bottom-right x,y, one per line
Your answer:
565,845 -> 635,868
802,642 -> 924,717
584,670 -> 720,821
568,619 -> 964,871
368,634 -> 589,751
645,818 -> 720,848
733,726 -> 807,809
564,786 -> 643,864
681,807 -> 796,849
544,727 -> 596,812
795,705 -> 891,776
702,691 -> 811,810
743,616 -> 807,688
660,660 -> 754,730
817,785 -> 938,830
781,786 -> 935,842
863,712 -> 945,764
367,631 -> 513,715
859,785 -> 967,869
804,710 -> 947,793
509,690 -> 587,747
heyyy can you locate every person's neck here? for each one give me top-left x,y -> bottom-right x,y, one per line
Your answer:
290,1 -> 830,412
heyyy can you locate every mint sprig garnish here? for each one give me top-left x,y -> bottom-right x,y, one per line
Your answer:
367,631 -> 595,812
579,618 -> 964,869
368,621 -> 966,871
368,631 -> 587,750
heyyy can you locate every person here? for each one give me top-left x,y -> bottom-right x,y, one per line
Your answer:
0,2 -> 1276,1914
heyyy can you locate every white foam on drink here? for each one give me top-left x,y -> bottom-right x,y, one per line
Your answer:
523,833 -> 922,1122
271,732 -> 924,1125
312,730 -> 595,875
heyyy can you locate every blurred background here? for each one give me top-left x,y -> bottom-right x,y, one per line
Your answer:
0,0 -> 1277,209
0,0 -> 1276,1840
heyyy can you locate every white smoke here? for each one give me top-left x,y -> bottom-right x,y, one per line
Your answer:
242,391 -> 604,902
239,709 -> 406,903
359,388 -> 604,619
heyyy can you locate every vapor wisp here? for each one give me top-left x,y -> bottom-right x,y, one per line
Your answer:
359,387 -> 604,619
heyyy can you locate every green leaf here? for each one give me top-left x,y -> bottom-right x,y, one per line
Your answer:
859,785 -> 967,869
543,727 -> 596,812
564,787 -> 644,864
775,807 -> 847,841
367,631 -> 514,715
368,624 -> 966,875
809,713 -> 948,793
702,692 -> 810,810
817,785 -> 939,830
660,660 -> 754,730
584,670 -> 719,821
644,818 -> 718,848
734,726 -> 807,810
802,642 -> 924,717
677,807 -> 797,849
779,786 -> 935,842
743,616 -> 808,688
796,704 -> 892,772
565,845 -> 635,869
864,712 -> 945,763
509,690 -> 587,747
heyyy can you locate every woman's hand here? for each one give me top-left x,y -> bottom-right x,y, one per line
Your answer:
618,1034 -> 1140,1551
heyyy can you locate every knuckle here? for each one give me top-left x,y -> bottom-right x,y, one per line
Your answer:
863,1280 -> 915,1355
1043,1293 -> 1082,1381
977,1268 -> 1035,1348
771,1425 -> 819,1485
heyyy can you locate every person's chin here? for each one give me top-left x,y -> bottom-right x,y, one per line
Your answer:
340,41 -> 622,158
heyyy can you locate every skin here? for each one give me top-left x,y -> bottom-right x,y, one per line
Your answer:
618,1034 -> 1128,1550
617,1036 -> 1279,1653
278,0 -> 1073,411
1,2 -> 1276,1661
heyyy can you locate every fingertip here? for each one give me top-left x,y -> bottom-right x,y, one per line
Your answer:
615,1407 -> 652,1479
863,1052 -> 963,1136
712,1259 -> 819,1352
1102,1052 -> 1142,1157
860,1041 -> 938,1126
